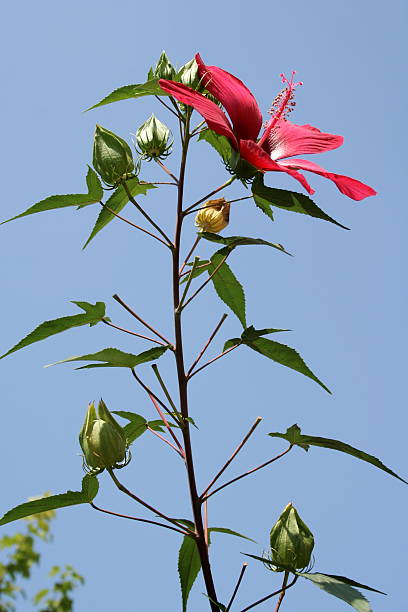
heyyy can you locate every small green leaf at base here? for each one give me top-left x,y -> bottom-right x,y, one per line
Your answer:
252,174 -> 349,229
86,80 -> 168,111
178,535 -> 201,612
0,476 -> 98,526
200,232 -> 290,255
269,424 -> 407,483
2,167 -> 103,224
208,248 -> 246,328
299,572 -> 385,612
45,345 -> 169,369
0,302 -> 106,360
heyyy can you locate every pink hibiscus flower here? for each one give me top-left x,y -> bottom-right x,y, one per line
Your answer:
159,54 -> 376,201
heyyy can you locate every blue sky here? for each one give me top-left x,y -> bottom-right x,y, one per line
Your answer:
1,1 -> 406,610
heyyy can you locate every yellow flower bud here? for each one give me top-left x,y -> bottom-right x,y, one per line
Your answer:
194,198 -> 230,233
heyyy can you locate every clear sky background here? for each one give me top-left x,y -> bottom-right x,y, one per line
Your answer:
1,1 -> 406,611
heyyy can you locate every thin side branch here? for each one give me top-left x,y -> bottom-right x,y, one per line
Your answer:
151,364 -> 181,421
201,417 -> 263,499
188,343 -> 240,380
147,426 -> 184,457
112,293 -> 173,347
239,575 -> 298,612
123,180 -> 173,246
107,469 -> 193,535
147,392 -> 185,458
183,177 -> 236,214
102,319 -> 165,346
274,572 -> 290,612
130,368 -> 173,416
155,95 -> 180,120
187,313 -> 228,377
100,201 -> 169,247
179,235 -> 201,275
203,446 -> 293,501
90,502 -> 189,536
226,564 -> 248,611
181,251 -> 230,310
155,157 -> 179,183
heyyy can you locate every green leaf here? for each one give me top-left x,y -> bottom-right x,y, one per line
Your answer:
209,527 -> 255,542
113,411 -> 148,444
0,476 -> 98,526
269,424 -> 407,483
198,129 -> 232,164
245,337 -> 330,393
46,345 -> 169,369
241,325 -> 289,342
0,302 -> 106,360
252,174 -> 349,229
299,572 -> 385,612
1,167 -> 103,224
200,232 -> 290,255
223,338 -> 242,351
180,259 -> 210,284
83,177 -> 156,248
178,535 -> 201,612
86,80 -> 167,111
202,594 -> 227,611
208,248 -> 246,328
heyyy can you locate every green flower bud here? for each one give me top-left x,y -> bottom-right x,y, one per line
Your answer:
269,503 -> 314,571
136,114 -> 172,161
177,58 -> 199,89
93,125 -> 134,186
79,400 -> 130,474
149,51 -> 176,80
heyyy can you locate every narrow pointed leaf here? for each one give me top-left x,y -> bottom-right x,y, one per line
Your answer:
2,168 -> 103,224
223,326 -> 288,352
83,178 -> 156,248
0,476 -> 98,526
113,411 -> 148,443
178,535 -> 201,612
46,345 -> 169,369
86,80 -> 167,111
242,553 -> 293,572
299,572 -> 384,612
223,338 -> 242,351
269,424 -> 407,483
245,337 -> 330,393
252,174 -> 349,229
0,302 -> 106,360
198,129 -> 232,164
200,232 -> 289,255
209,527 -> 255,542
208,248 -> 246,327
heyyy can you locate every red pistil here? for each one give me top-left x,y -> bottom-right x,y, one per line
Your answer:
258,71 -> 302,147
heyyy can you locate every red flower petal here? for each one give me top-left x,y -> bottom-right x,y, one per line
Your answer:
195,54 -> 263,142
239,140 -> 315,195
263,120 -> 344,160
159,79 -> 238,148
278,158 -> 377,201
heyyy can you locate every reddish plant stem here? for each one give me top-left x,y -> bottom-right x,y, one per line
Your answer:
239,574 -> 297,612
274,572 -> 290,612
107,469 -> 191,534
90,502 -> 189,535
102,319 -> 165,346
155,156 -> 179,183
187,313 -> 228,377
147,392 -> 185,458
112,293 -> 173,347
201,417 -> 263,499
172,115 -> 220,612
147,425 -> 184,457
203,446 -> 293,502
179,235 -> 201,275
181,251 -> 231,310
123,180 -> 173,246
100,201 -> 169,247
188,344 -> 240,380
226,564 -> 248,611
183,177 -> 235,214
130,368 -> 175,419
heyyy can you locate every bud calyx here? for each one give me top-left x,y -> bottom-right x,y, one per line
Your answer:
136,114 -> 172,161
269,503 -> 314,571
195,198 -> 230,233
79,400 -> 130,474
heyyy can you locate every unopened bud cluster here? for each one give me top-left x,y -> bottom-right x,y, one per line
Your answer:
269,503 -> 314,571
79,400 -> 130,474
195,198 -> 230,233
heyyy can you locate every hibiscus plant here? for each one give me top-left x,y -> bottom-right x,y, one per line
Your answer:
0,52 -> 403,612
